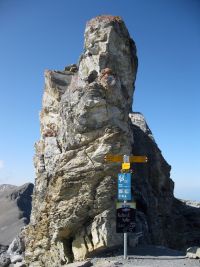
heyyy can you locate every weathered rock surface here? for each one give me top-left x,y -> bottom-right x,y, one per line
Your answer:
187,246 -> 200,259
25,15 -> 138,266
130,112 -> 174,246
0,230 -> 28,267
130,113 -> 200,250
171,198 -> 200,249
24,15 -> 200,266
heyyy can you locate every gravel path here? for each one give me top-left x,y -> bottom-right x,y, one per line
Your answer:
90,256 -> 200,267
67,246 -> 200,267
88,246 -> 200,267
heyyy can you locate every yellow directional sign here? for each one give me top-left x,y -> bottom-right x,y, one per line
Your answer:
104,154 -> 123,162
104,154 -> 148,163
130,156 -> 148,163
122,163 -> 130,170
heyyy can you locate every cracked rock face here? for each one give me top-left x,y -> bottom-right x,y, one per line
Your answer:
25,15 -> 138,266
24,15 -> 200,266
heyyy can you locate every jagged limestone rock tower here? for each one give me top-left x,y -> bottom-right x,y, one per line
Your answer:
25,16 -> 200,266
25,16 -> 138,266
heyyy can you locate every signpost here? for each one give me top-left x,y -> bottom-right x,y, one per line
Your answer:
116,202 -> 136,233
118,173 -> 131,201
104,154 -> 148,163
122,162 -> 130,170
104,153 -> 148,260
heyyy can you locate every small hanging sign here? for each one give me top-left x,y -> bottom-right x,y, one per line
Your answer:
116,202 -> 136,233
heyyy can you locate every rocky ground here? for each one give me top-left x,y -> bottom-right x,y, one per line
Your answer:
89,258 -> 199,267
67,245 -> 200,267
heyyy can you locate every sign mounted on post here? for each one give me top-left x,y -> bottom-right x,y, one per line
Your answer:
116,202 -> 136,233
118,173 -> 131,200
104,154 -> 148,163
104,153 -> 147,260
118,188 -> 131,201
122,162 -> 130,170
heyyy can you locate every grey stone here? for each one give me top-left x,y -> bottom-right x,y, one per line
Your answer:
10,261 -> 26,267
0,245 -> 8,255
10,254 -> 23,263
187,246 -> 200,259
7,233 -> 25,255
129,112 -> 154,141
0,253 -> 11,267
0,230 -> 27,266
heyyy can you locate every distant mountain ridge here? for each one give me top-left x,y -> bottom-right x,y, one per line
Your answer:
0,184 -> 17,192
0,183 -> 34,247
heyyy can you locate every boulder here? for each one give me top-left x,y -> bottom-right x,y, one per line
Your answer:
187,246 -> 200,259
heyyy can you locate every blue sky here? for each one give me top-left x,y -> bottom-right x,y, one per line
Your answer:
0,0 -> 199,201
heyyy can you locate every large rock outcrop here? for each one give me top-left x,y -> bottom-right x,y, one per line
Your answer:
171,199 -> 200,249
25,15 -> 200,266
25,15 -> 138,266
129,112 -> 174,246
130,113 -> 200,250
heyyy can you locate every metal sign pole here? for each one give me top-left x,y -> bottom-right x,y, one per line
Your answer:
123,155 -> 129,260
124,199 -> 127,260
105,153 -> 147,261
124,232 -> 127,259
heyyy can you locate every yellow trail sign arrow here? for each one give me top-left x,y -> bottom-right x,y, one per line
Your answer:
104,154 -> 123,162
104,154 -> 148,163
130,156 -> 148,163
